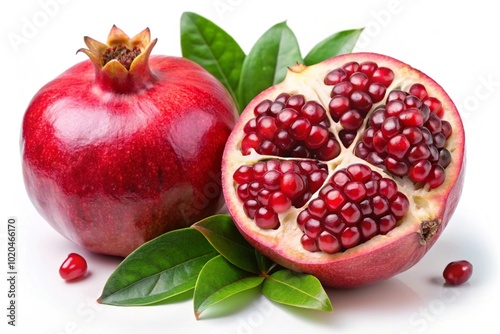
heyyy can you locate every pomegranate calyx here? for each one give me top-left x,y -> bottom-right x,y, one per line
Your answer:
78,25 -> 157,93
419,218 -> 440,245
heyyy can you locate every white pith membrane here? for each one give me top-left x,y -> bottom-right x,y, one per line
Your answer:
223,53 -> 464,268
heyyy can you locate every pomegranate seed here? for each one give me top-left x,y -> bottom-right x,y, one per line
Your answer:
244,118 -> 257,134
281,171 -> 306,199
301,101 -> 326,124
349,72 -> 370,91
347,164 -> 372,182
233,165 -> 254,183
340,226 -> 361,249
257,116 -> 277,140
367,82 -> 386,103
262,170 -> 281,191
340,202 -> 361,225
350,91 -> 373,114
360,217 -> 378,240
325,189 -> 346,211
387,134 -> 411,159
359,61 -> 378,77
372,195 -> 390,216
409,83 -> 428,100
409,160 -> 432,182
304,218 -> 322,238
318,231 -> 341,254
439,149 -> 452,168
255,207 -> 279,229
324,68 -> 348,85
276,108 -> 299,127
378,178 -> 398,200
289,118 -> 312,141
286,94 -> 305,111
343,61 -> 359,75
331,81 -> 354,97
254,99 -> 272,117
305,125 -> 329,149
426,164 -> 445,188
381,116 -> 402,139
316,137 -> 341,161
331,170 -> 351,188
370,108 -> 386,129
308,198 -> 328,219
343,181 -> 367,202
443,260 -> 473,285
371,67 -> 394,87
385,156 -> 409,176
269,101 -> 286,116
275,92 -> 289,103
241,133 -> 260,155
379,214 -> 397,234
386,100 -> 405,117
301,234 -> 318,252
387,89 -> 406,102
59,253 -> 87,281
269,191 -> 292,213
324,214 -> 344,234
237,184 -> 250,201
257,189 -> 272,206
243,199 -> 259,219
424,97 -> 443,117
399,108 -> 424,127
248,181 -> 261,197
329,95 -> 350,121
390,193 -> 409,219
340,109 -> 364,130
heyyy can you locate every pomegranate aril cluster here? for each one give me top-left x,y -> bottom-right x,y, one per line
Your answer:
298,163 -> 409,254
355,83 -> 452,189
241,93 -> 341,161
233,159 -> 328,229
325,61 -> 395,148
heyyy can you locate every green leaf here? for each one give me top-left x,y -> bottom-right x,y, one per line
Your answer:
181,12 -> 246,108
262,269 -> 333,312
255,250 -> 276,275
98,228 -> 218,306
237,21 -> 302,111
303,28 -> 364,65
193,215 -> 259,274
194,255 -> 265,319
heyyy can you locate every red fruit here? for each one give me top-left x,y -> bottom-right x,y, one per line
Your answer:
443,260 -> 473,285
59,253 -> 87,281
222,53 -> 465,288
21,26 -> 238,257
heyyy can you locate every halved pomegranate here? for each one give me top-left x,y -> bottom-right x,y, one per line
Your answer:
222,53 -> 465,288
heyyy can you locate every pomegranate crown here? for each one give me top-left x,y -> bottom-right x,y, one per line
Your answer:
78,25 -> 157,92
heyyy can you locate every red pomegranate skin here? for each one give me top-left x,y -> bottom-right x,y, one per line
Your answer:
21,29 -> 237,257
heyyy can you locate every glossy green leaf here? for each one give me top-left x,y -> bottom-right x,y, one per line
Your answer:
303,28 -> 364,65
98,228 -> 218,306
255,250 -> 276,275
193,215 -> 259,274
194,255 -> 265,319
262,269 -> 332,312
181,12 -> 246,107
237,21 -> 302,111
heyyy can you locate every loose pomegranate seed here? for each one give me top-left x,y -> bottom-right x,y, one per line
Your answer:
59,253 -> 88,281
443,260 -> 473,285
296,164 -> 409,254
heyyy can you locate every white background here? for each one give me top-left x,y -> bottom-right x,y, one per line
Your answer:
1,0 -> 500,333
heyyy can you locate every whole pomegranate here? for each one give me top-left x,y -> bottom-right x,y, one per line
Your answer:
21,26 -> 238,257
222,53 -> 465,288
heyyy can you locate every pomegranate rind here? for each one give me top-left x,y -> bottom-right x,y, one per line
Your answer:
222,52 -> 465,288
